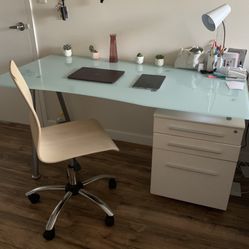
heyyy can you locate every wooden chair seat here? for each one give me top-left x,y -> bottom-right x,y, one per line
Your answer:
39,119 -> 118,163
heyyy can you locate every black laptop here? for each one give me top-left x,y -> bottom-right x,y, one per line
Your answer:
68,67 -> 125,84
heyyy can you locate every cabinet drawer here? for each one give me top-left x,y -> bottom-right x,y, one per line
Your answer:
153,133 -> 240,162
154,116 -> 244,146
151,149 -> 236,210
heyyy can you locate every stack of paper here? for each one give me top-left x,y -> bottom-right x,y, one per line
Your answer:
224,67 -> 247,90
226,81 -> 245,90
227,67 -> 247,80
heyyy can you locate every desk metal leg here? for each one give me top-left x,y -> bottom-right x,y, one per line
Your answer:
32,92 -> 79,179
32,144 -> 40,179
31,90 -> 41,179
56,92 -> 71,122
56,92 -> 81,168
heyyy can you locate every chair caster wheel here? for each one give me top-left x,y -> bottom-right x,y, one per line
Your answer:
43,227 -> 55,241
109,178 -> 117,189
27,193 -> 40,204
105,215 -> 114,227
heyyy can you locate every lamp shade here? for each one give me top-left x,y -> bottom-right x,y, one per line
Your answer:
202,4 -> 231,31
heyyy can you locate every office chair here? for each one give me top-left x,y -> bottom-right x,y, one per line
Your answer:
9,60 -> 119,240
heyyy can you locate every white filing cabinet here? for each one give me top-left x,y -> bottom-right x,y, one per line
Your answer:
151,109 -> 245,210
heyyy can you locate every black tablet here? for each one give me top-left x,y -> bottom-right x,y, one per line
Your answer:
132,74 -> 166,90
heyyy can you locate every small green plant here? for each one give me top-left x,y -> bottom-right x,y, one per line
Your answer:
63,44 -> 71,51
155,54 -> 164,60
137,53 -> 143,57
89,45 -> 98,53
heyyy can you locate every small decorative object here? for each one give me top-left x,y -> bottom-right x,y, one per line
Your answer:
222,52 -> 239,67
109,34 -> 118,63
63,44 -> 72,57
136,53 -> 144,65
89,45 -> 100,60
175,47 -> 203,70
155,54 -> 165,67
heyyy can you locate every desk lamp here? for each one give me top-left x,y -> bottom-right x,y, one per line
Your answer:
202,4 -> 231,48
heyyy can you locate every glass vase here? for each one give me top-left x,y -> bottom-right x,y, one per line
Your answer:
109,34 -> 118,63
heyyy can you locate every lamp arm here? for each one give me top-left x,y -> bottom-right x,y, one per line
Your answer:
222,21 -> 226,49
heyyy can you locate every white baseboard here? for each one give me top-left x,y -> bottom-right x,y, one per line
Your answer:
47,120 -> 153,146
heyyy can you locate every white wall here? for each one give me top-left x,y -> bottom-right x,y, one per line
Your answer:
32,0 -> 249,144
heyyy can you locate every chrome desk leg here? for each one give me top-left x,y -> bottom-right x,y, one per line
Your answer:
32,144 -> 40,179
56,92 -> 71,122
31,92 -> 72,179
56,92 -> 81,168
31,89 -> 41,179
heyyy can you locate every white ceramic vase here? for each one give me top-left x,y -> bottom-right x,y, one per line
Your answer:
64,49 -> 72,57
136,56 -> 144,65
92,52 -> 100,60
155,58 -> 164,67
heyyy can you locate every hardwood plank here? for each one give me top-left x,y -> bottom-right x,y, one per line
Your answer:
0,122 -> 248,249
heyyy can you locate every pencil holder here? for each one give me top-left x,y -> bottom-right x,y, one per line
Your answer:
206,54 -> 217,72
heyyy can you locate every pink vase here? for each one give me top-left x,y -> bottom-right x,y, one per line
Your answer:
109,34 -> 118,63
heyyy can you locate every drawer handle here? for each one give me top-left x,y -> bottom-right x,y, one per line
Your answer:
166,162 -> 219,176
169,125 -> 224,137
168,142 -> 222,154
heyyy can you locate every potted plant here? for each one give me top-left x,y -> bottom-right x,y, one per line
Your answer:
155,54 -> 165,67
63,44 -> 72,57
89,45 -> 100,60
136,53 -> 144,65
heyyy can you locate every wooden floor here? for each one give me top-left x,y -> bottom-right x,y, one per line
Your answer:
0,122 -> 249,249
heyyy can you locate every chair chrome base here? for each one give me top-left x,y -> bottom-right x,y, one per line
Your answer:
26,163 -> 117,240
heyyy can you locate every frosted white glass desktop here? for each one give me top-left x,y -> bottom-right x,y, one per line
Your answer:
0,55 -> 248,209
1,55 -> 249,118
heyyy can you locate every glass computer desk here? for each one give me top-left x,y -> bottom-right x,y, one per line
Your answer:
1,55 -> 249,210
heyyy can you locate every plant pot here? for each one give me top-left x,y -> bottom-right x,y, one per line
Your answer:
216,56 -> 223,69
64,49 -> 72,57
136,56 -> 144,65
155,58 -> 164,67
92,52 -> 100,60
206,54 -> 217,72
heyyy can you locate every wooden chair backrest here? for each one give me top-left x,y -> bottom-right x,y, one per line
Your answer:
9,60 -> 41,149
